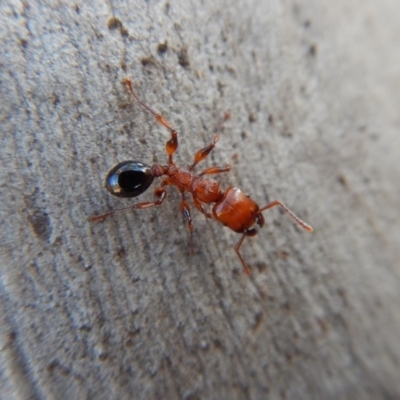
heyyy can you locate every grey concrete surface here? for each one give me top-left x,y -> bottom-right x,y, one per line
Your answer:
1,0 -> 399,399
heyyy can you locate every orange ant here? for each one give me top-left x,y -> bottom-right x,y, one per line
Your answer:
91,78 -> 313,275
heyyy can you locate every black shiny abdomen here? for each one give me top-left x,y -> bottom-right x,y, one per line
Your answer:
105,161 -> 154,198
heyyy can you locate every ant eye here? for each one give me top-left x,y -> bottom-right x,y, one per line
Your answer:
105,161 -> 154,198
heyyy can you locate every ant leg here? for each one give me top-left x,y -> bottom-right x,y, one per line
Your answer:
193,196 -> 213,219
199,164 -> 231,176
123,78 -> 178,164
180,193 -> 195,254
259,200 -> 313,232
189,135 -> 219,171
179,193 -> 194,234
234,229 -> 257,275
218,111 -> 231,127
91,186 -> 167,222
234,234 -> 250,275
188,111 -> 231,171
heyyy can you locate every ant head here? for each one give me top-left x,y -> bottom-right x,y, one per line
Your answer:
105,161 -> 154,198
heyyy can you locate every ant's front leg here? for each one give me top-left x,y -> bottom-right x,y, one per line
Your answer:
234,229 -> 257,275
193,196 -> 213,219
123,78 -> 178,164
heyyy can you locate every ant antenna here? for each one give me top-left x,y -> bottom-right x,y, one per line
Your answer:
259,200 -> 313,232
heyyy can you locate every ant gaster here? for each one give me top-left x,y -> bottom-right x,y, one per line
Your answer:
91,78 -> 313,275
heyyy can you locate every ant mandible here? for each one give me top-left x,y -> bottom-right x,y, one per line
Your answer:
91,78 -> 313,275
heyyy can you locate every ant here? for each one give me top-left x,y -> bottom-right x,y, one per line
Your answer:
91,78 -> 313,275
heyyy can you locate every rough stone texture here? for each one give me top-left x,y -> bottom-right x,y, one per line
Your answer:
1,0 -> 399,399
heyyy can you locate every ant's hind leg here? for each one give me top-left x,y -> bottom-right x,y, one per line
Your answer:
90,187 -> 167,222
123,78 -> 178,164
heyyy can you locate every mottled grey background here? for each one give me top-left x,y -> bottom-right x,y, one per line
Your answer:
1,0 -> 399,399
